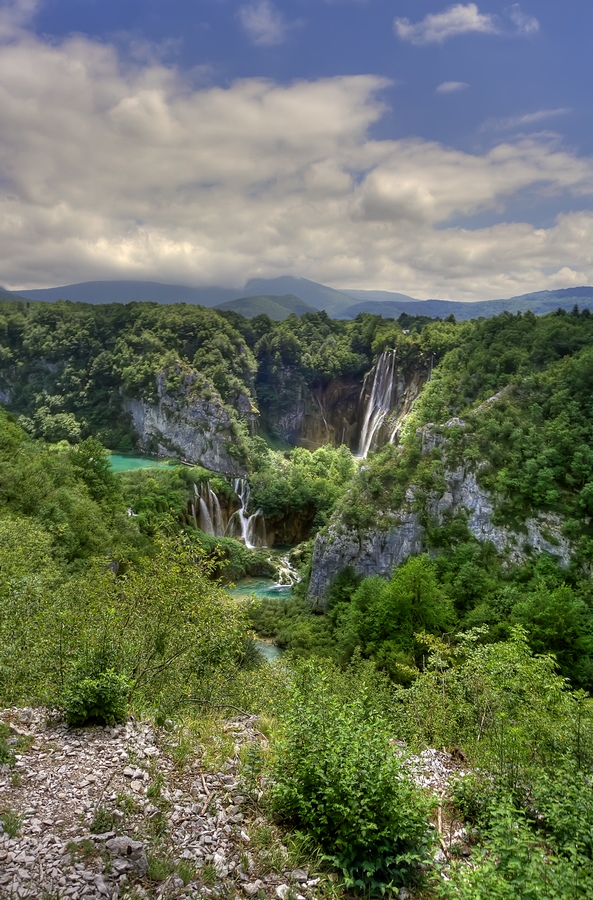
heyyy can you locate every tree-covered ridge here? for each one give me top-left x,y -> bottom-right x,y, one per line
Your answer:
0,300 -> 258,449
341,307 -> 593,534
0,295 -> 431,450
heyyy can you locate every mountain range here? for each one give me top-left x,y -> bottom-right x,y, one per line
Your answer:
3,276 -> 593,321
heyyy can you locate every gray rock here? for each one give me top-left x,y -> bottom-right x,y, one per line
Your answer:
308,417 -> 573,605
123,366 -> 250,474
105,836 -> 148,876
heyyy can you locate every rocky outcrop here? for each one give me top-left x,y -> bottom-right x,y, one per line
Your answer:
123,366 -> 249,475
307,514 -> 424,610
307,419 -> 572,607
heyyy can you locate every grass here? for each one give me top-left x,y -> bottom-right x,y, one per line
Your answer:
0,807 -> 23,838
66,838 -> 96,863
147,853 -> 176,883
90,805 -> 116,834
0,723 -> 15,767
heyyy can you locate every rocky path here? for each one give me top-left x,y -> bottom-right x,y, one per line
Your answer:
0,708 -> 321,900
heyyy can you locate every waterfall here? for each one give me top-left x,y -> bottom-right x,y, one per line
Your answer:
358,350 -> 397,458
207,484 -> 224,536
275,555 -> 300,587
226,477 -> 267,550
198,497 -> 215,535
192,481 -> 227,537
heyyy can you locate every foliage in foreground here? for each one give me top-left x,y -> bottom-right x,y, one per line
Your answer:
0,531 -> 250,719
269,658 -> 433,893
439,766 -> 593,899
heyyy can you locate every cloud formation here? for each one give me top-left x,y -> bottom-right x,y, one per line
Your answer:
395,4 -> 498,45
436,81 -> 469,94
0,0 -> 38,40
0,23 -> 592,300
483,107 -> 572,132
395,3 -> 540,45
238,0 -> 287,46
507,3 -> 539,36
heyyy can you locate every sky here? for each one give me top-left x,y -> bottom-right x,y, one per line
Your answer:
0,0 -> 592,300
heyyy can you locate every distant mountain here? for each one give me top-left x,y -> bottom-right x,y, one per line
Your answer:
9,275 -> 355,316
215,294 -> 317,320
0,286 -> 26,302
340,289 -> 419,305
5,277 -> 593,322
11,280 -> 240,307
243,277 -> 355,317
341,288 -> 593,321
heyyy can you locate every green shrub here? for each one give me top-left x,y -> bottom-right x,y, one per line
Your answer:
62,670 -> 130,726
269,659 -> 433,892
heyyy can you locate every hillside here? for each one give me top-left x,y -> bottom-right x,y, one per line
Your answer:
341,286 -> 593,320
214,293 -> 317,320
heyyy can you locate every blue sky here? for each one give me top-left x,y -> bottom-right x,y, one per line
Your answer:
1,0 -> 592,299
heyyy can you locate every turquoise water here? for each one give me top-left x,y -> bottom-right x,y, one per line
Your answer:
227,576 -> 294,603
229,576 -> 290,661
109,454 -> 174,473
255,640 -> 284,662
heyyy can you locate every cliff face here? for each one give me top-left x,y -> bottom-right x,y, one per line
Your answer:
263,353 -> 429,454
124,367 -> 249,475
307,420 -> 572,608
263,377 -> 362,450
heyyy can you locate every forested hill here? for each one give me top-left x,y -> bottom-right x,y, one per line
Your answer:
6,276 -> 593,320
0,298 -> 385,452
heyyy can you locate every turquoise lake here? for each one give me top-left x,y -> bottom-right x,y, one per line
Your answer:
108,454 -> 175,473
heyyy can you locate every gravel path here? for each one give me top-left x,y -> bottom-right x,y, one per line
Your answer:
0,708 -> 321,900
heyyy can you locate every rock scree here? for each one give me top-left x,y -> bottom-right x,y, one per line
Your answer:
0,708 -> 322,900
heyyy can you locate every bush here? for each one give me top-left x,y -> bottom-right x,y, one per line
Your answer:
62,669 -> 130,726
269,659 -> 433,892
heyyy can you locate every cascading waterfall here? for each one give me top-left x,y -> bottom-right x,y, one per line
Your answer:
227,477 -> 266,550
191,477 -> 266,548
358,350 -> 398,458
192,482 -> 227,537
275,555 -> 300,587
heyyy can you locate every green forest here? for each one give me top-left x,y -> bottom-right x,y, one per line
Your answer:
1,297 -> 593,897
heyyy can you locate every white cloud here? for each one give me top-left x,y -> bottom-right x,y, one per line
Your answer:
1,26 -> 593,300
507,3 -> 539,36
395,4 -> 498,46
238,0 -> 288,46
0,0 -> 38,40
483,107 -> 572,132
436,81 -> 469,94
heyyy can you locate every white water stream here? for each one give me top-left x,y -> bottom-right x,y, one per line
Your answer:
228,477 -> 266,550
358,350 -> 398,458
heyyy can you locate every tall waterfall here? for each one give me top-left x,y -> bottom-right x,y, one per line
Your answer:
227,477 -> 267,550
358,350 -> 398,458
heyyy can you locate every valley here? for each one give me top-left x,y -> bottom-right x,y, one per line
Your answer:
1,295 -> 593,898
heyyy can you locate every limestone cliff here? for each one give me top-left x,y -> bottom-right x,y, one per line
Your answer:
123,366 -> 249,475
307,418 -> 572,608
262,353 -> 429,453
